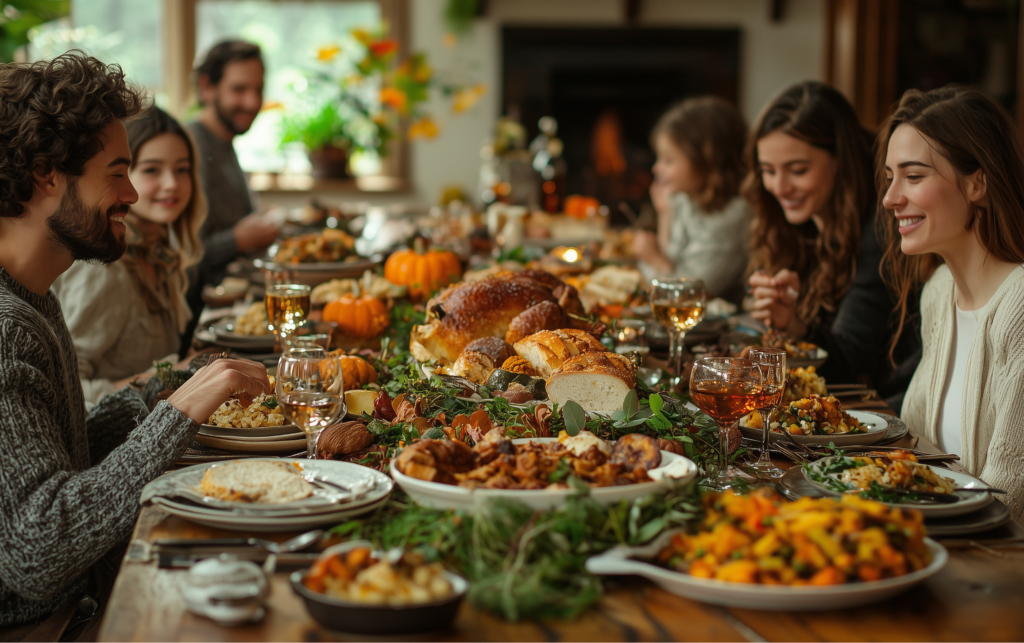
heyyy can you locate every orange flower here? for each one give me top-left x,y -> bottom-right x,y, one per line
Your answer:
408,117 -> 439,139
316,44 -> 341,62
260,101 -> 284,112
368,39 -> 398,57
452,83 -> 486,113
443,33 -> 457,48
380,87 -> 407,112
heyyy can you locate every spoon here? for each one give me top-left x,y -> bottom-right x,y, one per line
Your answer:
155,529 -> 324,553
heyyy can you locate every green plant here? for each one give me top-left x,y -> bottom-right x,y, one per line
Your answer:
0,0 -> 69,62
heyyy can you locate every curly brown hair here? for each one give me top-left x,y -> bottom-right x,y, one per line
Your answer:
0,51 -> 145,218
742,81 -> 875,326
652,96 -> 748,213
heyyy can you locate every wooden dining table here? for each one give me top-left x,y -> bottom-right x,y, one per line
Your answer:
98,423 -> 1024,642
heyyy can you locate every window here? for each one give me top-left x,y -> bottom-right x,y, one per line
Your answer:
196,0 -> 382,174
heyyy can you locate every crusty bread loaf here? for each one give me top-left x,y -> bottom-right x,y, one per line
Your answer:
504,301 -> 566,344
198,460 -> 314,504
513,329 -> 607,378
546,351 -> 637,416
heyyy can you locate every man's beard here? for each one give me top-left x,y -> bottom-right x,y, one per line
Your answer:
214,96 -> 256,136
47,179 -> 127,265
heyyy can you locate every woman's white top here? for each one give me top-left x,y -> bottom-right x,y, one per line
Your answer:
937,303 -> 978,455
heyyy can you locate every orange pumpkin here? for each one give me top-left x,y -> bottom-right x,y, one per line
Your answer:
323,294 -> 389,339
326,352 -> 379,390
384,241 -> 462,301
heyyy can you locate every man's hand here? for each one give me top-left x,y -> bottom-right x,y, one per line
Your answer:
167,358 -> 271,424
233,213 -> 281,254
749,269 -> 805,335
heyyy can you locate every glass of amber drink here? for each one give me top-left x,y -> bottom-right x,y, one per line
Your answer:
276,348 -> 344,459
650,277 -> 706,386
265,283 -> 311,349
689,357 -> 762,490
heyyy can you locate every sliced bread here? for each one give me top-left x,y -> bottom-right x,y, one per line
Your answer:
199,460 -> 314,504
513,329 -> 607,378
546,352 -> 637,416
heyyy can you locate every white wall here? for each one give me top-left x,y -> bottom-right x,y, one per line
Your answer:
308,0 -> 823,210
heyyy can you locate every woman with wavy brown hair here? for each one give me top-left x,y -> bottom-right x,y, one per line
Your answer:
744,81 -> 920,406
880,86 -> 1024,522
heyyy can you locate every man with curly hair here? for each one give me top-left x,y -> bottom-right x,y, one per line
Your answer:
0,52 -> 272,629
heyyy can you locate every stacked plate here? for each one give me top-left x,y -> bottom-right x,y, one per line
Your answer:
196,423 -> 307,455
141,458 -> 393,532
200,319 -> 276,352
738,410 -> 892,447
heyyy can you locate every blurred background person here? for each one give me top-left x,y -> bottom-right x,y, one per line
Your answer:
184,40 -> 280,346
54,107 -> 206,406
633,97 -> 751,302
880,86 -> 1024,522
744,81 -> 920,410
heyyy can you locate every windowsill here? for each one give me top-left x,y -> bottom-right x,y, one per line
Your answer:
249,173 -> 411,194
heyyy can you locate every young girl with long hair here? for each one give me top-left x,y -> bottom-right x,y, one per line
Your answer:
633,96 -> 752,301
744,81 -> 920,406
54,107 -> 207,405
880,86 -> 1024,522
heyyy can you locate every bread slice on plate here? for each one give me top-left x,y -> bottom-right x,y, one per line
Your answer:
547,352 -> 637,416
513,329 -> 607,378
199,460 -> 315,504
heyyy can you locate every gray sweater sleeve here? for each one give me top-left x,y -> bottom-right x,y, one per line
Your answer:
0,352 -> 196,602
84,377 -> 166,466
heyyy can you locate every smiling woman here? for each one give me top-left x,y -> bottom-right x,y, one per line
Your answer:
879,86 -> 1024,524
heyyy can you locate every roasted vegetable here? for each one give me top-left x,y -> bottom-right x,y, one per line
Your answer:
486,368 -> 547,400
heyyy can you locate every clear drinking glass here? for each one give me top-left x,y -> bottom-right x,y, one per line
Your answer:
650,277 -> 706,385
748,347 -> 787,479
265,284 -> 311,348
689,357 -> 762,490
613,319 -> 649,356
276,348 -> 345,459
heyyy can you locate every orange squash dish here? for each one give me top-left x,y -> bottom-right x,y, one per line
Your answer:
657,488 -> 932,586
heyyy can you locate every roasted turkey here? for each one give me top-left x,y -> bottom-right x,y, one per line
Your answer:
410,269 -> 599,364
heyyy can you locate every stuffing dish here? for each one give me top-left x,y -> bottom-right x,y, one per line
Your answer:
809,451 -> 957,497
274,228 -> 356,264
303,547 -> 453,606
762,329 -> 820,360
207,380 -> 286,428
656,488 -> 932,585
393,430 -> 662,490
782,366 -> 827,405
232,301 -> 271,336
744,395 -> 864,436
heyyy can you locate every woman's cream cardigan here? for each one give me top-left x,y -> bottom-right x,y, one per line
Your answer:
902,264 -> 1024,524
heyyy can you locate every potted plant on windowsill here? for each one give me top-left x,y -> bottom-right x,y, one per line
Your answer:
279,26 -> 484,180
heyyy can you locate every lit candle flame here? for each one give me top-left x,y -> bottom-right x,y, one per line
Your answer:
560,247 -> 579,263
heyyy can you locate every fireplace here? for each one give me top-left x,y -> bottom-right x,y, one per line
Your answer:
502,26 -> 741,224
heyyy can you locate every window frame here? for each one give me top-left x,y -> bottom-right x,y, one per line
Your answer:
163,0 -> 410,193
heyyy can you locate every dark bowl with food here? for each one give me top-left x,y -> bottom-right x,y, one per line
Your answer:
290,567 -> 467,635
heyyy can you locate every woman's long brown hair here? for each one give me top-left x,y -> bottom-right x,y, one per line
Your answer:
743,82 -> 875,325
878,86 -> 1024,358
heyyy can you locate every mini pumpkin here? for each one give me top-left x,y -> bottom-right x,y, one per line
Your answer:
323,294 -> 389,339
332,353 -> 379,390
384,239 -> 462,301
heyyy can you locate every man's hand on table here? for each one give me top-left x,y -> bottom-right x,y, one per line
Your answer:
233,212 -> 281,253
167,358 -> 271,424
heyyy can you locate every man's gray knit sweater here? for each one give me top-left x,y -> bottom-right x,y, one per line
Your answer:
0,267 -> 198,627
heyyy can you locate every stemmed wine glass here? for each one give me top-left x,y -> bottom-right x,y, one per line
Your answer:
748,347 -> 787,479
689,357 -> 762,490
650,278 -> 706,385
265,283 -> 311,349
276,348 -> 346,459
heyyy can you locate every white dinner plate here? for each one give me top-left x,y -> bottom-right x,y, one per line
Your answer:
391,437 -> 697,513
739,410 -> 890,447
802,456 -> 994,518
151,495 -> 389,532
141,458 -> 393,515
199,424 -> 302,440
585,529 -> 947,610
207,319 -> 276,351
